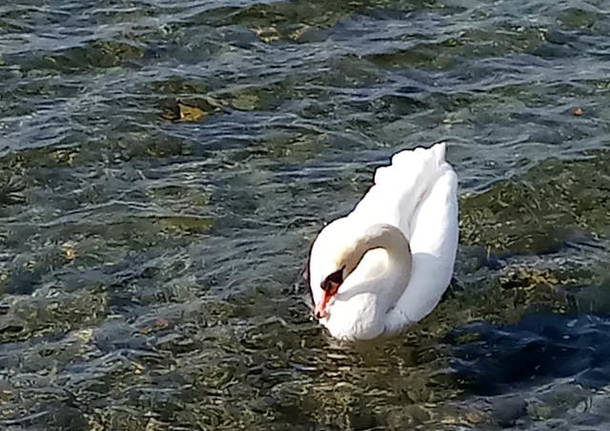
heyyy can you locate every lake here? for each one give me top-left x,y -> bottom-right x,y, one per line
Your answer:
1,0 -> 609,429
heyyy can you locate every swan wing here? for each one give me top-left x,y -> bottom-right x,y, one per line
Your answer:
348,142 -> 450,239
384,163 -> 458,333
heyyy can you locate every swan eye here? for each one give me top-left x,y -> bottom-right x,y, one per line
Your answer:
321,267 -> 344,292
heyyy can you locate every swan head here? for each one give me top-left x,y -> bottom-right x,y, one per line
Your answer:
310,223 -> 411,321
312,230 -> 370,320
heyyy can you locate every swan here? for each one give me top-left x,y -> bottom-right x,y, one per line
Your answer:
307,142 -> 458,340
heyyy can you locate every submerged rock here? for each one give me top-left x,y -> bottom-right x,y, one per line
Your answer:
460,150 -> 610,257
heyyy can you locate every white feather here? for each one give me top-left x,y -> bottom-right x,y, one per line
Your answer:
309,142 -> 458,340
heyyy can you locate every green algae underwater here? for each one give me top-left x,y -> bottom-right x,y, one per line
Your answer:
1,0 -> 610,430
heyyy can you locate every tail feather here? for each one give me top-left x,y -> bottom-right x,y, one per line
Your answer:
349,142 -> 452,239
374,142 -> 447,186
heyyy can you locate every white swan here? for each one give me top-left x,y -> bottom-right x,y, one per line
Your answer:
308,142 -> 458,340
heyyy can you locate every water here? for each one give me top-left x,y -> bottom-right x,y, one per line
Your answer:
1,0 -> 609,429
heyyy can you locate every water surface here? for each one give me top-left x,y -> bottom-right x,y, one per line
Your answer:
1,0 -> 610,429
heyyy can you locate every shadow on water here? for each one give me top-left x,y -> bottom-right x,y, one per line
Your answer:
450,313 -> 610,395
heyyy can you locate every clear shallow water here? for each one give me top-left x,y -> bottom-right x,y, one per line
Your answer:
0,0 -> 609,429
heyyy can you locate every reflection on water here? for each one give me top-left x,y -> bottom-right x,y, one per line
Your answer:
0,0 -> 609,429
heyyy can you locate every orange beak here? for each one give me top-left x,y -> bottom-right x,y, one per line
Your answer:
314,281 -> 340,319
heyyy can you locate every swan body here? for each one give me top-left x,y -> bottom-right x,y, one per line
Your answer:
308,142 -> 458,340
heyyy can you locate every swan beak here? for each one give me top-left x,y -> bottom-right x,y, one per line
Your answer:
314,297 -> 330,319
314,282 -> 339,319
315,268 -> 343,320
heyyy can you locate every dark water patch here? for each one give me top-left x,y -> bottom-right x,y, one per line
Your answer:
7,40 -> 145,75
449,313 -> 610,395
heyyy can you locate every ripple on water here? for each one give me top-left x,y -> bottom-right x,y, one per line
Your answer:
0,0 -> 609,429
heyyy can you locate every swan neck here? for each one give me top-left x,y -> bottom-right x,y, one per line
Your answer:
347,224 -> 412,277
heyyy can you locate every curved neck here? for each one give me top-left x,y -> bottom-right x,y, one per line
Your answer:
343,223 -> 412,285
